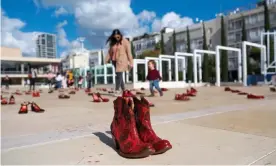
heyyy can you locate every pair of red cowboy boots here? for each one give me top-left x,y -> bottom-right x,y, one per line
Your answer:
18,102 -> 45,114
111,96 -> 172,158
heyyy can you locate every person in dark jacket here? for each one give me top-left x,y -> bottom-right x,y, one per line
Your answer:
146,60 -> 163,97
86,71 -> 92,90
29,68 -> 37,91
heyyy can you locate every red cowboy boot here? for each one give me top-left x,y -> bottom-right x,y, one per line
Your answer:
31,102 -> 45,113
8,95 -> 15,104
122,90 -> 135,97
18,102 -> 29,114
111,97 -> 155,158
133,96 -> 172,155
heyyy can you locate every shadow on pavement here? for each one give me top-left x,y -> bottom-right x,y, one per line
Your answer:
93,132 -> 115,150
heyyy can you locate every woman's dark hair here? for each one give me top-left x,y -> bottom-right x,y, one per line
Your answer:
106,29 -> 123,47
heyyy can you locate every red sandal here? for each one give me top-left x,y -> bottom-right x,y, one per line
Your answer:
96,93 -> 109,102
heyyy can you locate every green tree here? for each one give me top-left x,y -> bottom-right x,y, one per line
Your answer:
202,22 -> 209,82
241,16 -> 253,74
160,29 -> 165,54
220,15 -> 228,82
186,26 -> 193,82
131,41 -> 136,59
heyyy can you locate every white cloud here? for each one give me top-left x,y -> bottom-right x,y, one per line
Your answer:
56,20 -> 82,58
152,12 -> 194,32
33,0 -> 194,47
137,10 -> 156,23
1,10 -> 41,57
54,7 -> 68,17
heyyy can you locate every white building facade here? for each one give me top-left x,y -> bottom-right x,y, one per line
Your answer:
132,33 -> 160,57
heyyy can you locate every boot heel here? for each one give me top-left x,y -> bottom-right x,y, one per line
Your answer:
112,135 -> 120,150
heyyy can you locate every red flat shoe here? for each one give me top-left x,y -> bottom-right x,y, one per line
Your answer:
175,94 -> 190,101
58,94 -> 70,99
30,102 -> 45,113
8,95 -> 15,104
18,102 -> 29,114
231,89 -> 240,93
247,94 -> 264,99
225,87 -> 231,91
238,92 -> 248,95
91,93 -> 101,102
161,88 -> 168,91
69,91 -> 76,94
96,93 -> 109,102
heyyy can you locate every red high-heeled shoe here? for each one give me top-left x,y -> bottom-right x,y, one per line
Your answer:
96,93 -> 109,102
186,89 -> 196,97
8,95 -> 15,104
161,88 -> 168,91
30,102 -> 45,113
85,89 -> 91,93
91,93 -> 101,102
1,98 -> 8,105
191,87 -> 197,93
247,94 -> 264,99
175,94 -> 190,101
25,91 -> 31,95
18,102 -> 29,114
32,91 -> 40,97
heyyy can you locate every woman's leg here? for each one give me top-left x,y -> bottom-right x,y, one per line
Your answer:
115,72 -> 122,91
120,73 -> 125,91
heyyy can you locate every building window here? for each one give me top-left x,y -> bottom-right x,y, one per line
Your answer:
208,28 -> 213,34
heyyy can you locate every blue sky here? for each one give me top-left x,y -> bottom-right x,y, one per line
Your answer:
2,0 -> 257,57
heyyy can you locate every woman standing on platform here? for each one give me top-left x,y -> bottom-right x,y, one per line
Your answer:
105,29 -> 133,96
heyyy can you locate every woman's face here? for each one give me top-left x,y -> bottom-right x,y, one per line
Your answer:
114,34 -> 121,41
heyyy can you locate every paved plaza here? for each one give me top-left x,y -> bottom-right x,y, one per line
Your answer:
1,86 -> 276,165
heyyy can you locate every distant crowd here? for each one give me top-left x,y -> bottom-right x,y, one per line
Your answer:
1,68 -> 93,91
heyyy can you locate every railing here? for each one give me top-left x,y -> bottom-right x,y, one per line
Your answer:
1,71 -> 49,75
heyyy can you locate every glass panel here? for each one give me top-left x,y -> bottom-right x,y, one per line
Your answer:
97,76 -> 104,84
107,67 -> 113,75
107,76 -> 113,84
